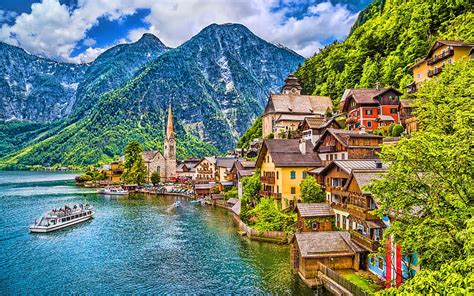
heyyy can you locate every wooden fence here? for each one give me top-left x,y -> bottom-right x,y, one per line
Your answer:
318,262 -> 370,296
233,215 -> 289,244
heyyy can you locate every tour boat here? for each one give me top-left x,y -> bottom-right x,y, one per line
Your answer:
97,186 -> 129,195
30,204 -> 94,233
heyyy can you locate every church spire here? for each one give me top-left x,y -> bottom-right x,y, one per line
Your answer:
166,104 -> 174,139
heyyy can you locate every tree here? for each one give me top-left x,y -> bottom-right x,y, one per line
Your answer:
248,198 -> 297,232
150,172 -> 161,186
391,124 -> 404,137
367,60 -> 473,294
300,175 -> 325,203
122,141 -> 146,185
240,171 -> 261,222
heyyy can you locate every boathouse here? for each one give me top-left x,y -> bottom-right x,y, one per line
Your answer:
290,232 -> 364,286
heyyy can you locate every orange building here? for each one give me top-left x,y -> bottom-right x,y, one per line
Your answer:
340,87 -> 402,131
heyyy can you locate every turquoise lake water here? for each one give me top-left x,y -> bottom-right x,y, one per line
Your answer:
0,171 -> 326,294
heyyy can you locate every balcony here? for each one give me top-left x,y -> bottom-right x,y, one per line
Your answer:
427,48 -> 454,65
260,176 -> 275,184
427,67 -> 443,77
329,186 -> 349,196
350,230 -> 380,252
331,202 -> 379,220
260,190 -> 282,199
319,145 -> 336,153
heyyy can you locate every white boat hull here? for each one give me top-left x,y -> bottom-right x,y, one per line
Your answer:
29,212 -> 94,233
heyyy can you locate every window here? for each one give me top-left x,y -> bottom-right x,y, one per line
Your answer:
389,96 -> 394,100
290,171 -> 296,179
342,216 -> 347,229
417,73 -> 421,79
276,172 -> 279,179
367,121 -> 372,128
336,214 -> 340,227
390,108 -> 398,114
341,153 -> 345,160
290,187 -> 296,194
378,257 -> 384,270
370,257 -> 375,266
302,171 -> 307,179
276,185 -> 279,193
366,109 -> 372,115
311,222 -> 319,230
334,154 -> 338,160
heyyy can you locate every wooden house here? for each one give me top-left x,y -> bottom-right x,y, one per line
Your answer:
262,74 -> 332,139
295,203 -> 334,232
299,115 -> 342,145
230,160 -> 256,197
101,161 -> 123,182
313,128 -> 383,166
290,232 -> 365,285
193,157 -> 216,182
340,88 -> 402,131
215,157 -> 243,191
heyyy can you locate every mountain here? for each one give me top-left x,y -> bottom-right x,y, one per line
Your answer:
0,42 -> 87,121
295,0 -> 473,103
0,23 -> 304,168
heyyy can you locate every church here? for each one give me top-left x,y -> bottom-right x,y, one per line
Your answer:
141,105 -> 177,182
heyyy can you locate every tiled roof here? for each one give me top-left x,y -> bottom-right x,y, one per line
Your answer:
378,115 -> 396,121
264,94 -> 332,115
227,198 -> 239,205
293,232 -> 365,258
259,139 -> 322,167
400,99 -> 415,108
296,203 -> 334,217
303,116 -> 325,129
216,157 -> 243,168
141,150 -> 163,162
320,160 -> 387,175
340,88 -> 386,104
240,161 -> 256,169
350,170 -> 386,194
315,128 -> 382,149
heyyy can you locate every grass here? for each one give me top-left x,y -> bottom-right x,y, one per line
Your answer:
343,272 -> 380,293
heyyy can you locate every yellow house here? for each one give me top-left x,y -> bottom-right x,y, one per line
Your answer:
101,161 -> 124,182
406,40 -> 473,93
256,139 -> 322,209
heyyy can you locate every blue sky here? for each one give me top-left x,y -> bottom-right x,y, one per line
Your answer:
0,0 -> 371,63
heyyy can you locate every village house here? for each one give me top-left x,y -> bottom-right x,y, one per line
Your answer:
290,231 -> 365,287
299,115 -> 342,145
176,158 -> 200,181
101,161 -> 123,182
256,138 -> 322,209
230,159 -> 256,197
262,74 -> 332,139
193,157 -> 216,182
406,40 -> 474,93
215,157 -> 244,191
312,128 -> 383,168
403,40 -> 473,135
295,203 -> 334,232
141,105 -> 177,182
340,87 -> 402,131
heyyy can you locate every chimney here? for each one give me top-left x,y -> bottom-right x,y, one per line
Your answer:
376,82 -> 381,91
375,160 -> 383,169
299,139 -> 306,155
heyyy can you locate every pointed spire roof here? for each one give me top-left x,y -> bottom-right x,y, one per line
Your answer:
166,104 -> 174,138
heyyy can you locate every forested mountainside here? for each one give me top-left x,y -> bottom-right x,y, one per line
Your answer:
0,23 -> 303,168
295,0 -> 473,104
0,42 -> 87,121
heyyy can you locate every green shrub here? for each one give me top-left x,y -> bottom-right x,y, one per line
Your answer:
224,188 -> 238,200
300,175 -> 325,203
391,124 -> 404,137
248,198 -> 297,232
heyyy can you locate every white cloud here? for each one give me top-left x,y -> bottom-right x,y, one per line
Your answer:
0,0 -> 359,62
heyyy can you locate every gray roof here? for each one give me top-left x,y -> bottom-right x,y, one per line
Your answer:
141,150 -> 163,162
314,128 -> 383,150
293,232 -> 365,258
296,203 -> 334,218
349,170 -> 386,194
258,139 -> 322,167
265,94 -> 332,115
216,157 -> 243,168
320,160 -> 387,175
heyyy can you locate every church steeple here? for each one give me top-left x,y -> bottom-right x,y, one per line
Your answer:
166,104 -> 174,139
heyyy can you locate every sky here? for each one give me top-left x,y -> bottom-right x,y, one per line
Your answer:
0,0 -> 371,63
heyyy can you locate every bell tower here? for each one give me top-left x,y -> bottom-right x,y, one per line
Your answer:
164,104 -> 177,180
281,74 -> 302,95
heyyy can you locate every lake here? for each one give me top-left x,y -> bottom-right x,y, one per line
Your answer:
0,171 -> 325,294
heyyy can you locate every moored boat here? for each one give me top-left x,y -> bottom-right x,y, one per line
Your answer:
30,204 -> 94,233
97,186 -> 129,195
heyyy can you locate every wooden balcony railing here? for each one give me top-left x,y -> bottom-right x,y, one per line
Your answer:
350,230 -> 380,252
319,145 -> 336,153
427,48 -> 454,65
260,176 -> 275,184
427,67 -> 443,77
331,202 -> 379,220
260,190 -> 282,199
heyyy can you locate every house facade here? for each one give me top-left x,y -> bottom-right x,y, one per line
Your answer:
262,74 -> 332,139
194,157 -> 216,182
295,203 -> 334,232
300,115 -> 342,145
256,138 -> 322,209
340,88 -> 402,131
